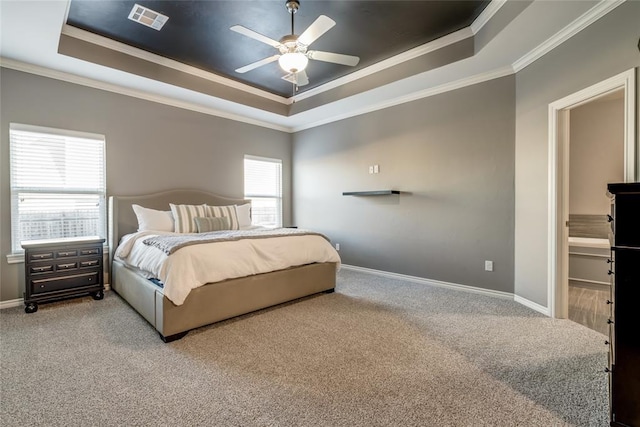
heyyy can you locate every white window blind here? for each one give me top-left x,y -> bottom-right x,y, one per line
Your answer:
9,124 -> 106,253
244,155 -> 282,227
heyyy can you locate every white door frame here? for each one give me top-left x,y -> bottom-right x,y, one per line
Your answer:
548,68 -> 636,318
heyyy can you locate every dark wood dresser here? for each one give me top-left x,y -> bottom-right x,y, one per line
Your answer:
22,236 -> 105,313
607,182 -> 640,427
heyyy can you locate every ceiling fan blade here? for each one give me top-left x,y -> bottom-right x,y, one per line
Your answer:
235,55 -> 280,73
281,70 -> 309,87
308,50 -> 360,67
230,25 -> 281,48
298,15 -> 335,47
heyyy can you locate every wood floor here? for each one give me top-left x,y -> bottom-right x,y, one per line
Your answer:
568,281 -> 610,335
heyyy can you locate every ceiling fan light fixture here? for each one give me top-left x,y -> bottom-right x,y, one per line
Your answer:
278,52 -> 308,73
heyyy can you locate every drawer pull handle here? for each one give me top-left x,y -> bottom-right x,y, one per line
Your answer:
32,253 -> 53,259
81,249 -> 99,255
58,263 -> 76,269
58,251 -> 76,256
32,266 -> 52,272
81,260 -> 98,267
607,215 -> 614,222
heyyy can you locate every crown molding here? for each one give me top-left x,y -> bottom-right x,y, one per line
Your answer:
291,27 -> 474,103
61,25 -> 291,105
1,55 -> 514,135
470,0 -> 508,35
292,66 -> 514,132
292,0 -> 507,103
512,0 -> 625,72
2,1 -> 618,135
61,0 -> 507,107
0,58 -> 292,133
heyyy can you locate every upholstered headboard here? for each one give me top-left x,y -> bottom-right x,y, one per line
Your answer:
108,189 -> 249,263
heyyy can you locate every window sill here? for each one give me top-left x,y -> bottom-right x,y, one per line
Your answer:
7,253 -> 24,264
6,245 -> 110,265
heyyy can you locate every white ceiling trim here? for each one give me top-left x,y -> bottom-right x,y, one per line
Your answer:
291,66 -> 515,133
512,0 -> 625,72
61,25 -> 290,105
289,0 -> 506,103
470,0 -> 507,34
0,57 -> 291,133
290,26 -> 475,103
61,0 -> 506,106
0,0 -> 619,135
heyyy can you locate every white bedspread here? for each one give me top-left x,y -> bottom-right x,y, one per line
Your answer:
115,230 -> 341,305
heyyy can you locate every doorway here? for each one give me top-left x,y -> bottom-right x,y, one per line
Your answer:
548,68 -> 636,322
566,91 -> 624,333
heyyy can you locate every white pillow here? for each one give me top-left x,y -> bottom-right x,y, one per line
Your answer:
235,203 -> 252,228
132,204 -> 174,232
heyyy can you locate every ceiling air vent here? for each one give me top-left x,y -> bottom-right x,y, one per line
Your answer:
128,4 -> 168,31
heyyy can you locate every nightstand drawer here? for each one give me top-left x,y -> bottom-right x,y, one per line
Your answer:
56,249 -> 78,258
56,262 -> 78,271
29,251 -> 54,261
31,272 -> 99,294
80,259 -> 100,268
30,264 -> 54,274
80,247 -> 101,256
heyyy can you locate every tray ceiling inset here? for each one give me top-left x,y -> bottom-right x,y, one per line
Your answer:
65,1 -> 490,98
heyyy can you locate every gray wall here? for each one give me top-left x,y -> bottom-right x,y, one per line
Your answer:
0,68 -> 292,302
293,75 -> 515,293
569,94 -> 624,215
514,0 -> 640,306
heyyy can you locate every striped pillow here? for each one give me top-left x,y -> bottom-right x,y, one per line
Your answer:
194,216 -> 230,233
205,205 -> 240,230
169,203 -> 208,233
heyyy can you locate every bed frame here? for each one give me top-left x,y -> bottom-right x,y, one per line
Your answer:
108,189 -> 337,342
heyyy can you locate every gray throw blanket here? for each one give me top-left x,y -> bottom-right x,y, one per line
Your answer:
143,228 -> 330,255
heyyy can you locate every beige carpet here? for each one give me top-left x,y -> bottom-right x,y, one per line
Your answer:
0,269 -> 608,426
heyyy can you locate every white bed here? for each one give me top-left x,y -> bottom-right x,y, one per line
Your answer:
109,189 -> 340,342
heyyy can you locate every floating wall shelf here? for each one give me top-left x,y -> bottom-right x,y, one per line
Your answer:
342,190 -> 400,196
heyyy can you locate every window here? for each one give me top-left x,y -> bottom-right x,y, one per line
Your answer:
244,155 -> 282,228
9,124 -> 106,253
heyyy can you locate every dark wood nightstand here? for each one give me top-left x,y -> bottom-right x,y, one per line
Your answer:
22,236 -> 105,313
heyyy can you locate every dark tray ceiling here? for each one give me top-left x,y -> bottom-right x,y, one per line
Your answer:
66,1 -> 489,98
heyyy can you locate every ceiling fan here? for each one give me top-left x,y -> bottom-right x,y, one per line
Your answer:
230,0 -> 360,90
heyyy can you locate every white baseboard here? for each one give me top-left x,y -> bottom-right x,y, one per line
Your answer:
513,295 -> 551,316
341,264 -> 552,316
341,264 -> 514,299
0,284 -> 111,310
0,298 -> 24,309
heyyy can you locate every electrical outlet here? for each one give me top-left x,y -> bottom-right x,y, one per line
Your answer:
485,260 -> 493,272
368,166 -> 374,174
374,164 -> 379,174
335,243 -> 340,251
